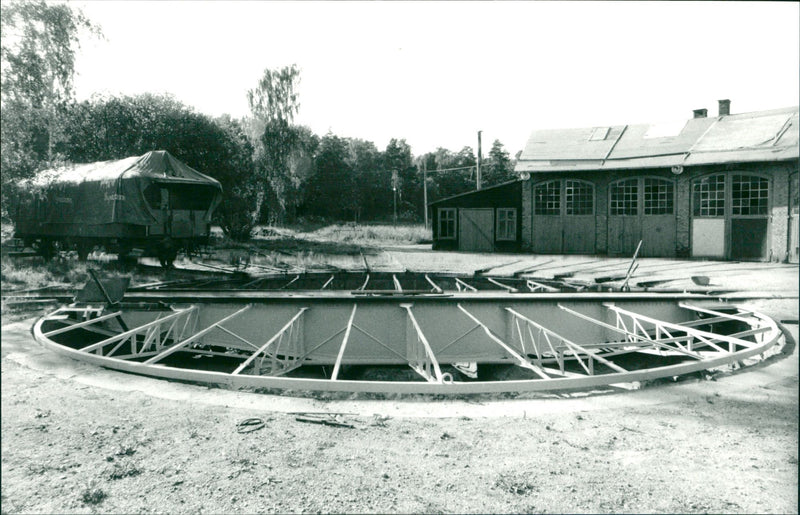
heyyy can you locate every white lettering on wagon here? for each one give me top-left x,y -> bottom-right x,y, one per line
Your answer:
105,194 -> 125,201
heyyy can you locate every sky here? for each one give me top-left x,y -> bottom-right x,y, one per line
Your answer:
71,1 -> 799,157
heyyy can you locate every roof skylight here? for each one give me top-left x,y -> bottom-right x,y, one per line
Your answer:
589,127 -> 610,141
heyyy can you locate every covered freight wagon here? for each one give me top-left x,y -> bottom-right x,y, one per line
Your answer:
12,150 -> 222,267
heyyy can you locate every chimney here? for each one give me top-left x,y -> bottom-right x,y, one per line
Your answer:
718,99 -> 731,116
693,108 -> 708,118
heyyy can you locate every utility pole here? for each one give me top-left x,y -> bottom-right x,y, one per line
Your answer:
392,169 -> 398,227
422,160 -> 428,229
477,130 -> 482,190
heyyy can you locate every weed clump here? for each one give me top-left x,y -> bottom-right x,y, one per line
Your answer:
108,461 -> 141,480
81,488 -> 107,505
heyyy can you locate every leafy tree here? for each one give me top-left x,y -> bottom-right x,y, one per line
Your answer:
211,115 -> 259,241
50,93 -> 258,239
484,139 -> 516,187
426,146 -> 477,202
282,126 -> 319,223
346,138 -> 384,221
246,64 -> 302,224
1,0 -> 100,212
304,133 -> 356,220
383,139 -> 420,221
0,0 -> 99,163
1,0 -> 99,108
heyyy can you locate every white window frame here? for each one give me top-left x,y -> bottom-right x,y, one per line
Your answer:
496,208 -> 517,241
438,208 -> 457,240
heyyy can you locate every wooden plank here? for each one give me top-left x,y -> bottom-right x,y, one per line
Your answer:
474,259 -> 523,275
487,277 -> 517,292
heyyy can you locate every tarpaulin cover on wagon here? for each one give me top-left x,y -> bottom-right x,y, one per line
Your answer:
16,151 -> 223,226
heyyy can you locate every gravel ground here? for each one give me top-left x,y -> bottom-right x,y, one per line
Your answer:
1,253 -> 798,514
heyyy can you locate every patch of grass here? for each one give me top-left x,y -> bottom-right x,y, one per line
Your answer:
80,488 -> 107,505
108,461 -> 141,480
495,473 -> 538,495
114,444 -> 137,457
307,223 -> 431,245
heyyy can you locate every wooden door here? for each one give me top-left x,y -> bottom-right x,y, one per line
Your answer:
608,178 -> 640,255
562,180 -> 595,254
640,177 -> 676,257
729,174 -> 769,260
691,174 -> 726,258
610,177 -> 676,257
790,172 -> 799,263
458,209 -> 494,252
532,180 -> 563,253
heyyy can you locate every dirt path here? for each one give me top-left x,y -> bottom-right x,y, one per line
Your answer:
1,316 -> 797,514
2,255 -> 798,514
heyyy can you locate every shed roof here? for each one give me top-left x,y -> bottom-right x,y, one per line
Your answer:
428,179 -> 521,206
515,106 -> 799,173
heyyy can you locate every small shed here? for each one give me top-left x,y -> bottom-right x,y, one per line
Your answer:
429,180 -> 523,252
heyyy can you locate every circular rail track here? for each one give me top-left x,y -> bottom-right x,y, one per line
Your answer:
30,271 -> 784,395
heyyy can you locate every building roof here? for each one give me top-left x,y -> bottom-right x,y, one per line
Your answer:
428,179 -> 521,206
515,106 -> 799,173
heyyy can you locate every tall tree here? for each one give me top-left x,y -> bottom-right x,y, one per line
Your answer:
1,0 -> 100,165
283,125 -> 319,222
346,138 -> 382,221
246,64 -> 302,224
1,0 -> 99,108
1,0 -> 100,215
383,139 -> 420,221
45,93 -> 258,239
305,133 -> 355,220
484,139 -> 516,187
426,146 -> 477,201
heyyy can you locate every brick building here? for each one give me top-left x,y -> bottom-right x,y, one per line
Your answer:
515,102 -> 799,261
431,101 -> 798,261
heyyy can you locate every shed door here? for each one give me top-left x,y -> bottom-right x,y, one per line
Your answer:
609,177 -> 676,257
691,173 -> 771,260
730,175 -> 769,260
691,174 -> 726,258
563,180 -> 595,254
459,209 -> 494,252
532,180 -> 563,253
608,178 -> 640,256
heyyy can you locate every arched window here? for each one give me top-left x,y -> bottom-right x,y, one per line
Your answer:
534,180 -> 560,215
565,180 -> 594,215
731,174 -> 769,216
692,174 -> 725,217
643,177 -> 674,215
609,178 -> 638,216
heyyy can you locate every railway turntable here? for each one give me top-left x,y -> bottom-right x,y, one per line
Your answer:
30,271 -> 786,395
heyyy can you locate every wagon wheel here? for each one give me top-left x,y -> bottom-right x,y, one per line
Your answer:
36,239 -> 55,260
76,240 -> 93,261
117,242 -> 136,264
158,239 -> 178,269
